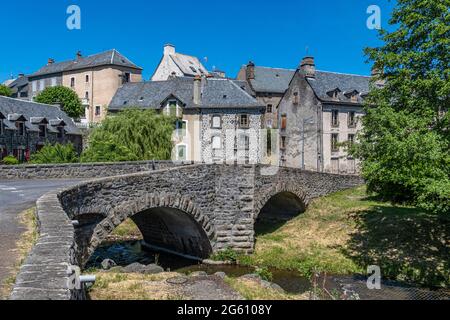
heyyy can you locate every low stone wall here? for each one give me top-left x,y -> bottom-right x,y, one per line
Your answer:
0,161 -> 194,180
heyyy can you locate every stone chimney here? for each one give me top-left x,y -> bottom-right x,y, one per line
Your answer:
193,75 -> 202,105
246,61 -> 255,80
18,73 -> 25,78
164,44 -> 176,56
300,56 -> 316,78
48,58 -> 55,65
76,51 -> 82,60
371,65 -> 386,87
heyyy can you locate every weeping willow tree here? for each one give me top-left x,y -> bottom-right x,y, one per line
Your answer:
81,109 -> 176,162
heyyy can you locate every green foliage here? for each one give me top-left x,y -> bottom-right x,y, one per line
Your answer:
1,155 -> 19,165
0,84 -> 12,97
35,86 -> 84,119
82,109 -> 175,162
255,266 -> 273,282
30,143 -> 79,164
210,248 -> 239,263
353,0 -> 450,214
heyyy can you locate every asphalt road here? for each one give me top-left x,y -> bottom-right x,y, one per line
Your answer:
0,179 -> 83,299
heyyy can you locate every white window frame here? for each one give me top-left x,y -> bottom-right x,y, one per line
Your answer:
175,143 -> 188,161
212,135 -> 222,150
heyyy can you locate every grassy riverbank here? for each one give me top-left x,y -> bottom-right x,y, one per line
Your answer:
0,208 -> 38,299
239,186 -> 449,288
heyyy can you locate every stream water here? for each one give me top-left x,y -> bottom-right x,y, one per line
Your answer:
85,240 -> 312,294
86,240 -> 450,300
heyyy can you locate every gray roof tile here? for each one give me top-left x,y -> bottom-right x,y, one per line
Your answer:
30,49 -> 142,77
0,96 -> 81,135
109,77 -> 263,111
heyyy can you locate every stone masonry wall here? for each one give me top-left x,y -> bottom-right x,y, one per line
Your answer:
0,160 -> 194,180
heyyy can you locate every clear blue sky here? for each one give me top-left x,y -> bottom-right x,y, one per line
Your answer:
0,0 -> 394,82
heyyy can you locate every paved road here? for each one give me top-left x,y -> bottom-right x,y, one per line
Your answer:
0,179 -> 83,299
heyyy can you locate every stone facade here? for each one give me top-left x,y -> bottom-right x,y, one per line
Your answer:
277,57 -> 372,174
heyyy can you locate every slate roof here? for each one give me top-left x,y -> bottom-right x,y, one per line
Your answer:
30,49 -> 142,78
109,77 -> 263,111
0,96 -> 81,135
169,53 -> 209,78
240,65 -> 296,94
8,75 -> 29,94
307,71 -> 371,104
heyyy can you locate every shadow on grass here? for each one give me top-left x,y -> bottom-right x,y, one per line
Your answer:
343,205 -> 450,288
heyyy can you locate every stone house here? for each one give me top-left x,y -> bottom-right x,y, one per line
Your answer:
151,44 -> 210,81
0,96 -> 82,162
28,50 -> 143,124
236,62 -> 295,129
277,56 -> 373,174
109,76 -> 265,163
8,74 -> 29,100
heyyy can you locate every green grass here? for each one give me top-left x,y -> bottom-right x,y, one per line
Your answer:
238,186 -> 449,288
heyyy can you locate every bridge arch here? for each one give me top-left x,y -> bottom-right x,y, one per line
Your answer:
74,193 -> 216,265
254,182 -> 309,222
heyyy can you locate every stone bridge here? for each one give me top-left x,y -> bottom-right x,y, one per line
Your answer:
11,164 -> 363,300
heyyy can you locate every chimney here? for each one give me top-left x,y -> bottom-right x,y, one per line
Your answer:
193,75 -> 202,105
18,73 -> 25,78
164,44 -> 176,56
371,65 -> 386,87
371,65 -> 382,77
76,51 -> 82,60
300,56 -> 316,78
48,58 -> 55,65
246,61 -> 255,80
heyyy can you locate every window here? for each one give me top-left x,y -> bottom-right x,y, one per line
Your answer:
95,106 -> 101,116
212,136 -> 222,150
176,120 -> 187,137
85,92 -> 89,100
348,134 -> 355,147
51,77 -> 57,87
293,92 -> 299,105
70,78 -> 75,88
348,111 -> 356,128
38,124 -> 46,138
239,134 -> 250,151
331,158 -> 340,174
124,73 -> 131,83
39,80 -> 45,91
167,100 -> 178,117
16,122 -> 25,136
32,81 -> 37,92
212,116 -> 222,129
57,126 -> 64,139
86,75 -> 90,83
266,119 -> 273,128
331,134 -> 339,152
281,114 -> 287,130
176,145 -> 187,161
266,104 -> 273,113
20,91 -> 28,98
331,110 -> 339,127
239,114 -> 249,128
281,136 -> 287,150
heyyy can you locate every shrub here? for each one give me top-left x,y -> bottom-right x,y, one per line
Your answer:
2,155 -> 19,165
255,266 -> 273,282
210,248 -> 239,263
30,143 -> 79,164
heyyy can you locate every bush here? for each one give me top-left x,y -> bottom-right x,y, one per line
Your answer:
2,155 -> 19,165
0,84 -> 12,97
35,86 -> 84,119
30,143 -> 79,164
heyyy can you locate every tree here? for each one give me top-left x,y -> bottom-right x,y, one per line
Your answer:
0,84 -> 12,97
81,109 -> 175,162
353,0 -> 450,214
30,143 -> 79,164
35,86 -> 84,119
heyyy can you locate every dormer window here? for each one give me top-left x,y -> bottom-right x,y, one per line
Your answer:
327,88 -> 341,100
16,121 -> 25,136
39,124 -> 47,138
344,90 -> 360,102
